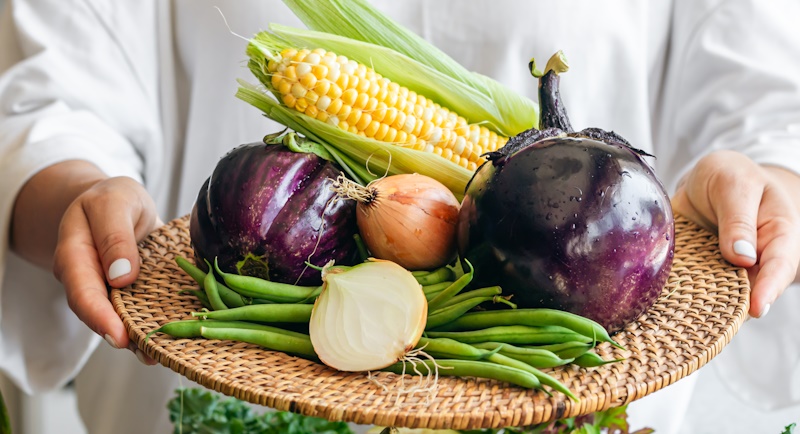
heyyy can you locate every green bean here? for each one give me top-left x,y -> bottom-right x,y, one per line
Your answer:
179,289 -> 212,309
484,352 -> 576,400
190,304 -> 312,323
215,259 -> 319,302
522,342 -> 594,359
425,325 -> 593,345
353,234 -> 369,262
436,286 -> 502,310
175,256 -> 249,308
199,326 -> 316,359
428,308 -> 621,348
573,351 -> 624,368
413,337 -> 575,399
146,319 -> 309,342
412,270 -> 432,277
383,359 -> 541,390
425,297 -> 494,330
471,342 -> 573,369
203,261 -> 229,311
426,260 -> 474,311
422,281 -> 454,295
413,266 -> 456,286
416,337 -> 486,360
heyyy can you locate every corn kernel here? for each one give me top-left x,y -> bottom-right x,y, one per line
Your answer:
312,64 -> 328,80
342,88 -> 358,107
354,93 -> 369,110
347,108 -> 362,126
282,93 -> 296,109
296,62 -> 312,79
374,123 -> 390,141
327,98 -> 342,115
291,82 -> 307,99
356,113 -> 372,132
277,80 -> 292,96
384,127 -> 398,143
365,120 -> 380,138
467,162 -> 478,171
314,79 -> 331,97
304,90 -> 319,105
305,105 -> 318,119
300,73 -> 317,91
315,110 -> 329,123
295,97 -> 309,113
338,104 -> 352,121
316,95 -> 332,112
327,83 -> 343,100
284,65 -> 298,81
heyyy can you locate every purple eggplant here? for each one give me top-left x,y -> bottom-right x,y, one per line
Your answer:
190,134 -> 359,286
457,52 -> 674,332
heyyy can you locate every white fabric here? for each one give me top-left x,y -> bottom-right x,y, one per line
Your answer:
0,0 -> 799,432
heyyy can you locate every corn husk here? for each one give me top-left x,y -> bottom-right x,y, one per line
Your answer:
236,0 -> 538,198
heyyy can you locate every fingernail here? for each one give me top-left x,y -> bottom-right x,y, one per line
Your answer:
733,240 -> 757,260
104,334 -> 120,349
109,258 -> 132,280
759,303 -> 771,319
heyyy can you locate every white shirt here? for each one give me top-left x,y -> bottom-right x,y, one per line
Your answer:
1,1 -> 799,432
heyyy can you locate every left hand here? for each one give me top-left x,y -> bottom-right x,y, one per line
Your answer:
671,150 -> 800,318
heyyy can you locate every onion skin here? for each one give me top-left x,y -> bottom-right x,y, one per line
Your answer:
190,142 -> 359,286
357,174 -> 460,271
458,137 -> 674,333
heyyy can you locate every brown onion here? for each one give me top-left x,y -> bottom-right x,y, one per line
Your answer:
332,173 -> 460,270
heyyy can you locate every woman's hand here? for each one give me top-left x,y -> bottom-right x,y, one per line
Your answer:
53,177 -> 162,363
12,161 -> 161,364
671,150 -> 800,318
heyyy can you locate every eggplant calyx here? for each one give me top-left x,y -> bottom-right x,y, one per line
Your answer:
571,128 -> 655,158
486,127 -> 564,164
236,252 -> 271,280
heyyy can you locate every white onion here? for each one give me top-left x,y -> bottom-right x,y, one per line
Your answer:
309,260 -> 427,372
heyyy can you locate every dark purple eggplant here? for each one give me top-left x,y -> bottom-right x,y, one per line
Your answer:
457,52 -> 674,332
190,133 -> 359,286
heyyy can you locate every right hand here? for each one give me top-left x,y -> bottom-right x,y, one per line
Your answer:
53,176 -> 162,363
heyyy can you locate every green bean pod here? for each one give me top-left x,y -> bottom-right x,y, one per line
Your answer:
483,352 -> 577,400
214,259 -> 320,302
471,342 -> 573,369
426,260 -> 474,311
146,319 -> 310,342
353,234 -> 369,262
428,308 -> 621,348
413,266 -> 456,286
176,256 -> 249,308
190,304 -> 312,323
203,261 -> 229,311
415,337 -> 486,360
383,359 -> 541,390
422,281 -> 455,296
425,297 -> 494,330
573,351 -> 624,368
425,325 -> 593,345
437,286 -> 502,310
199,326 -> 316,359
523,342 -> 594,359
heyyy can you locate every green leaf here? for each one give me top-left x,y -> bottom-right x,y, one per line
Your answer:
783,423 -> 797,434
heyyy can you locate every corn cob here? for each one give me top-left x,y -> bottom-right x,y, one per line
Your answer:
265,48 -> 509,170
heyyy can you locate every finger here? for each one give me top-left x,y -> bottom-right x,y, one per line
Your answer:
84,178 -> 157,289
55,204 -> 131,350
707,172 -> 764,268
748,192 -> 800,318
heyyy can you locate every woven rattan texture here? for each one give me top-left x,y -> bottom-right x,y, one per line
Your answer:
112,214 -> 749,430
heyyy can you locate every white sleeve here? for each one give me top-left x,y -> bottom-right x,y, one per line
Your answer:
654,0 -> 800,193
653,0 -> 800,412
0,0 -> 161,393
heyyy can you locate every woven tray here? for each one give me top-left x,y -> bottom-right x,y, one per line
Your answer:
112,214 -> 749,430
